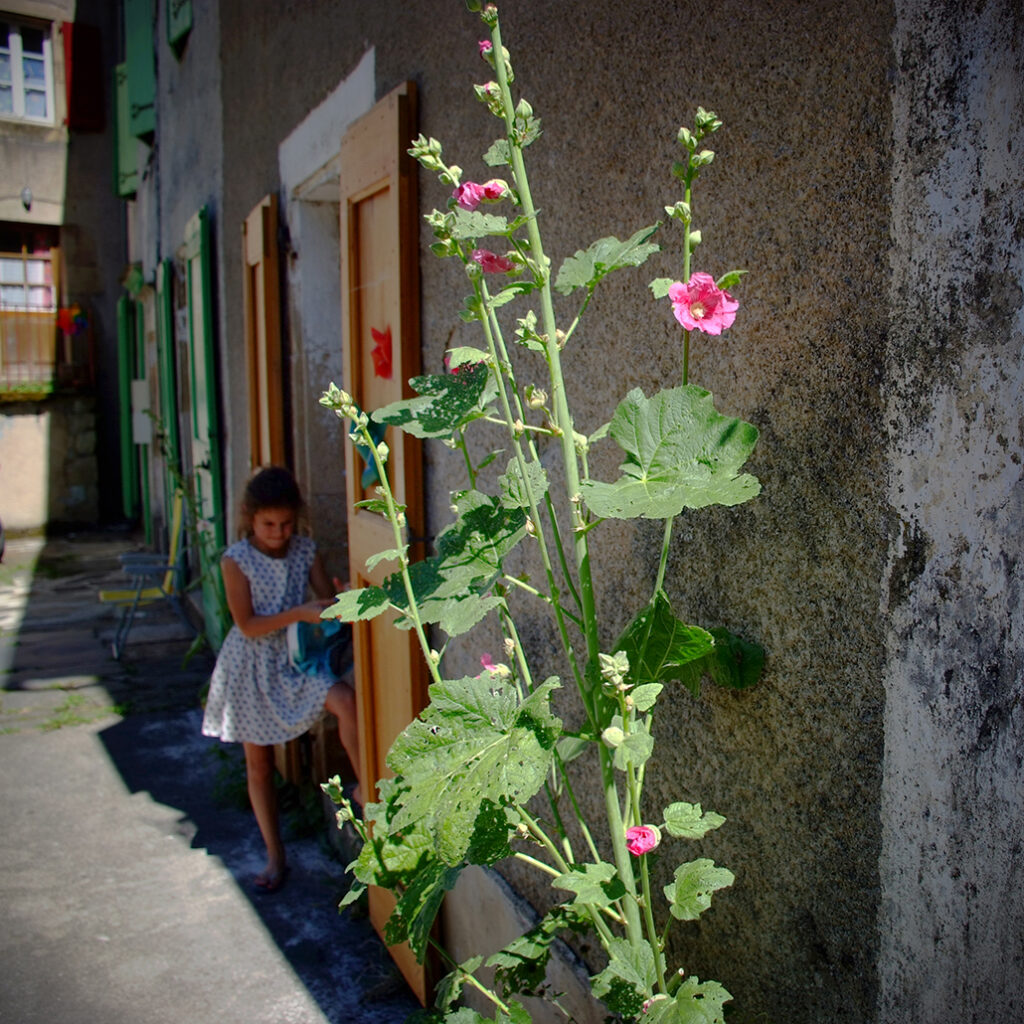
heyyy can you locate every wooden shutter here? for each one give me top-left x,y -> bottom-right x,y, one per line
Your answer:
242,194 -> 285,469
113,64 -> 137,198
340,81 -> 430,1003
184,207 -> 227,650
61,22 -> 104,132
124,0 -> 155,140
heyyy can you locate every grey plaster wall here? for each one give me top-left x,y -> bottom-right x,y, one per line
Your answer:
880,2 -> 1024,1021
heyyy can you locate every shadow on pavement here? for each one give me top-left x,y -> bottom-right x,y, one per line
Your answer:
0,529 -> 419,1024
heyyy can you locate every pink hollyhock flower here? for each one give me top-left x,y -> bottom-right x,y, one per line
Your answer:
452,179 -> 506,211
668,272 -> 738,335
625,824 -> 661,856
480,653 -> 496,672
478,39 -> 493,57
471,249 -> 515,274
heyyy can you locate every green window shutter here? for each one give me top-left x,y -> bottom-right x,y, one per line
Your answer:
113,63 -> 138,197
167,0 -> 192,53
184,207 -> 228,650
124,0 -> 155,140
116,294 -> 139,518
155,259 -> 180,472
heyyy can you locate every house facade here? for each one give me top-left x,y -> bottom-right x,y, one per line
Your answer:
0,0 -> 123,529
108,1 -> 1024,1023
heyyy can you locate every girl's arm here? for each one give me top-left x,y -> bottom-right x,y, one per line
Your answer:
222,555 -> 328,638
309,552 -> 344,602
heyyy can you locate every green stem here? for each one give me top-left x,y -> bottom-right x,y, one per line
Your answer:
639,854 -> 668,995
652,176 -> 695,599
360,422 -> 442,686
490,13 -> 641,946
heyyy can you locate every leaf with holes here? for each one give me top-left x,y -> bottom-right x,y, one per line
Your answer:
581,385 -> 760,520
387,674 -> 562,864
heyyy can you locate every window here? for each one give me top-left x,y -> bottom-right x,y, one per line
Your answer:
0,18 -> 55,123
0,250 -> 55,311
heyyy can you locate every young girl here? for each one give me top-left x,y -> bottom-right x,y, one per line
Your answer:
201,466 -> 359,893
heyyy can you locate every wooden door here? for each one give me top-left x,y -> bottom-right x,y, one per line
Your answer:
340,81 -> 430,1003
242,194 -> 285,469
184,207 -> 228,650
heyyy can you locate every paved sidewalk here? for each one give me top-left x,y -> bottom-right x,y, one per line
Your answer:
0,532 -> 419,1024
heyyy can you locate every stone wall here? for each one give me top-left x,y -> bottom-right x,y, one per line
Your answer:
0,396 -> 98,529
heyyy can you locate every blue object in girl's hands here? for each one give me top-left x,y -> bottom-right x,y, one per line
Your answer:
287,618 -> 350,677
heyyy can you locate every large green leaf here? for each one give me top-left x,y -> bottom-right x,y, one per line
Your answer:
554,223 -> 661,295
614,591 -> 715,696
388,490 -> 527,637
450,209 -> 510,240
374,361 -> 496,439
486,905 -> 587,996
591,937 -> 658,1018
662,802 -> 725,840
498,455 -> 549,509
387,674 -> 562,864
641,978 -> 732,1024
663,859 -> 734,921
581,385 -> 760,520
326,491 -> 527,638
552,862 -> 626,909
674,627 -> 766,695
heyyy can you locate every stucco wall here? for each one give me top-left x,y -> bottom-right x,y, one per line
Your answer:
880,2 -> 1024,1021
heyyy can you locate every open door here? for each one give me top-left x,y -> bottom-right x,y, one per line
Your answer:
339,81 -> 431,1002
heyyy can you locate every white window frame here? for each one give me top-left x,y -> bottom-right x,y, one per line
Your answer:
0,16 -> 55,125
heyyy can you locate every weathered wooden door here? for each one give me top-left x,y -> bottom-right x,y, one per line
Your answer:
183,207 -> 227,650
339,81 -> 430,1002
242,194 -> 285,469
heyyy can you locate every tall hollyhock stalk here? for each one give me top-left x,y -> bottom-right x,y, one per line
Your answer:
319,4 -> 765,1022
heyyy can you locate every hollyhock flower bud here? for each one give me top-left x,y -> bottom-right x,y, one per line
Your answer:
625,824 -> 662,856
472,249 -> 516,274
668,272 -> 738,335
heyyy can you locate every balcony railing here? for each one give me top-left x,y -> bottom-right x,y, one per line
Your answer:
0,248 -> 94,396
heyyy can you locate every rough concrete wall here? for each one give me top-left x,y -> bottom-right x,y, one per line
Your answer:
880,2 -> 1024,1021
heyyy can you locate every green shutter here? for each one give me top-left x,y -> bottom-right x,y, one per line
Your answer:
113,63 -> 138,197
124,0 -> 156,140
167,0 -> 192,52
155,260 -> 181,471
184,207 -> 228,649
116,294 -> 139,518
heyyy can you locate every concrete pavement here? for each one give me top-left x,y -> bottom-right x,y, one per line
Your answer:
0,531 -> 419,1024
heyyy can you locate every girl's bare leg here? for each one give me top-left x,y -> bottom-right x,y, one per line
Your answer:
325,682 -> 362,806
243,742 -> 286,884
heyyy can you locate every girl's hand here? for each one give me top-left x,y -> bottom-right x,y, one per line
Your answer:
296,599 -> 332,624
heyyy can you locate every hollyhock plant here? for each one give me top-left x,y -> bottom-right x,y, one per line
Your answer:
669,271 -> 738,335
321,8 -> 762,1023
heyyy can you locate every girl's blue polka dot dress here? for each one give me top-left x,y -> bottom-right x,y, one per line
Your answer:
202,535 -> 334,745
